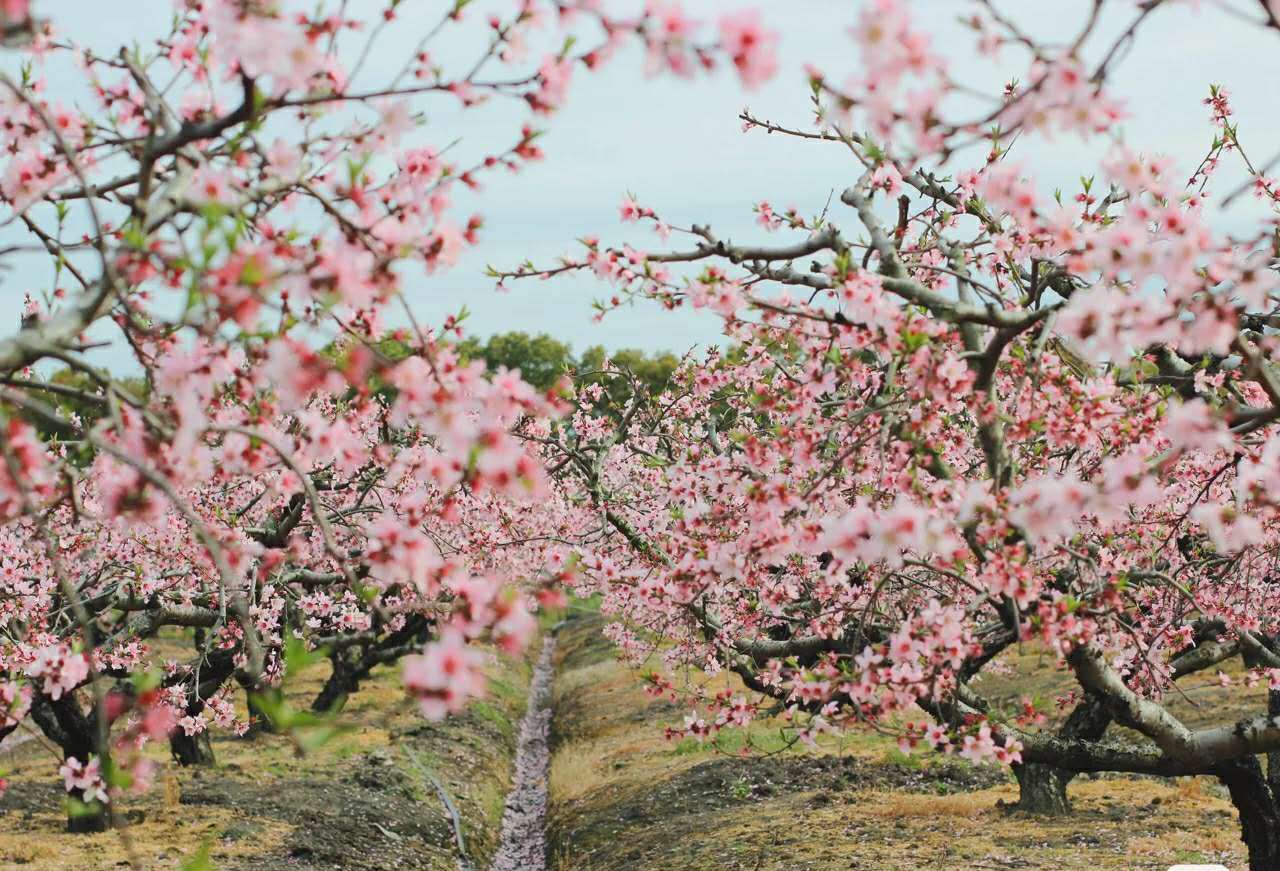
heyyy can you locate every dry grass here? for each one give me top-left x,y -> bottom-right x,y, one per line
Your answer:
866,791 -> 996,818
0,799 -> 293,869
548,740 -> 607,805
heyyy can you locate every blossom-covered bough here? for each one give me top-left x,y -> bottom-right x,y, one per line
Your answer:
0,0 -> 773,837
500,2 -> 1280,867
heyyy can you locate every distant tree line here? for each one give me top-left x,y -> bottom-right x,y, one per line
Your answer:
454,331 -> 681,398
9,332 -> 680,449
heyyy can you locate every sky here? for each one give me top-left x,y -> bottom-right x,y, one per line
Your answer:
8,0 -> 1278,362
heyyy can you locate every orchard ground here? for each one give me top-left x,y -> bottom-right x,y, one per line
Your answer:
548,612 -> 1246,870
0,603 -> 1254,870
0,629 -> 533,870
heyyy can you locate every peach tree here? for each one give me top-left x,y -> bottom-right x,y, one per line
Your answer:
504,2 -> 1280,867
0,0 -> 773,834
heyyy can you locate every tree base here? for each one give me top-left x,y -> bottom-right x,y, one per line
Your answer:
310,679 -> 353,715
1215,756 -> 1280,871
1011,763 -> 1074,815
170,730 -> 216,766
66,807 -> 107,834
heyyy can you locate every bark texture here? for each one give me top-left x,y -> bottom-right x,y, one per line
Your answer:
1215,755 -> 1280,871
1012,693 -> 1111,815
30,693 -> 107,833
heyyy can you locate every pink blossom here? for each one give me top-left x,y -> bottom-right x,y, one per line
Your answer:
1163,399 -> 1233,455
1191,502 -> 1264,554
718,10 -> 778,89
532,56 -> 574,113
403,630 -> 487,720
26,645 -> 88,701
59,756 -> 108,804
188,166 -> 237,206
871,162 -> 904,197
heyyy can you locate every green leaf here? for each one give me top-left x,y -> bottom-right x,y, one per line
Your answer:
900,330 -> 929,353
102,756 -> 133,791
64,796 -> 103,819
179,839 -> 216,871
284,635 -> 328,676
248,688 -> 291,731
294,721 -> 355,754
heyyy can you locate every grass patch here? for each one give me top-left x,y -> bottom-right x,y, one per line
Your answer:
883,747 -> 927,771
470,699 -> 517,742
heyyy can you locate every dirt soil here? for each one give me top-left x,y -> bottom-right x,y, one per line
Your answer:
0,640 -> 533,870
0,611 -> 1261,870
547,613 -> 1250,871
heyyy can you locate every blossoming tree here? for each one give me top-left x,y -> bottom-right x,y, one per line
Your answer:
0,0 -> 773,834
501,2 -> 1280,867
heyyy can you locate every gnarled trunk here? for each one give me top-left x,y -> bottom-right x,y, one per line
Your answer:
310,616 -> 434,714
1013,692 -> 1110,815
1215,755 -> 1280,871
168,645 -> 242,761
312,650 -> 358,714
64,793 -> 108,834
1011,762 -> 1074,815
169,727 -> 215,766
239,672 -> 277,735
29,693 -> 108,833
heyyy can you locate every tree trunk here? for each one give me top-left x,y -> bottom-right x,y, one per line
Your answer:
239,672 -> 277,735
1013,693 -> 1111,815
167,640 -> 256,760
65,794 -> 108,834
168,652 -> 236,764
169,727 -> 215,766
29,693 -> 108,833
1215,756 -> 1280,871
312,650 -> 358,714
1267,688 -> 1280,802
310,617 -> 433,715
1011,763 -> 1074,814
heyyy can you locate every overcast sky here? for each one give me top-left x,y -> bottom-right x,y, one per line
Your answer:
10,1 -> 1277,361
